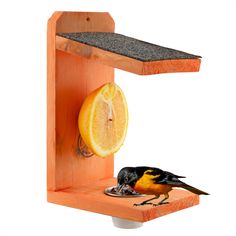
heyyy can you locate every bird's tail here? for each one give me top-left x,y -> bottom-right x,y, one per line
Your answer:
181,183 -> 209,195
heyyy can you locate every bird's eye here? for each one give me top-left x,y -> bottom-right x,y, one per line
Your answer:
124,176 -> 129,182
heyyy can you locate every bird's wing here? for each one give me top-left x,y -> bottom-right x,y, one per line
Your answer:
151,169 -> 185,186
135,167 -> 185,186
164,171 -> 186,179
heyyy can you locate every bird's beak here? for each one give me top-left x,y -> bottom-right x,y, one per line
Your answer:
117,183 -> 125,193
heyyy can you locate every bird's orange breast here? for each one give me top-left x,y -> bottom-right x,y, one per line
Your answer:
133,171 -> 172,195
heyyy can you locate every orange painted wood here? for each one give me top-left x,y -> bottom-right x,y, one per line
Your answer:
142,58 -> 201,75
56,35 -> 201,75
47,12 -> 115,191
47,178 -> 199,222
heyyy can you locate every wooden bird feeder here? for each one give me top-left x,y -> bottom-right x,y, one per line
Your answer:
47,11 -> 201,224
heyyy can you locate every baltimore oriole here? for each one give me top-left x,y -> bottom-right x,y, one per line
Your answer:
117,166 -> 209,206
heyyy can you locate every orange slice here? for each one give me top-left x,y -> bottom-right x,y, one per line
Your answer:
78,82 -> 128,158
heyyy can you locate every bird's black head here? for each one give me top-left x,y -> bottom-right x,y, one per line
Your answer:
117,167 -> 138,191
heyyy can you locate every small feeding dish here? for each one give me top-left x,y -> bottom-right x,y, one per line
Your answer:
104,185 -> 146,197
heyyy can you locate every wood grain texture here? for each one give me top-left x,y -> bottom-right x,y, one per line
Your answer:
47,12 -> 115,191
47,178 -> 199,222
56,35 -> 201,75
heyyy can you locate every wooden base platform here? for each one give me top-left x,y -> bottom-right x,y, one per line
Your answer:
48,178 -> 199,222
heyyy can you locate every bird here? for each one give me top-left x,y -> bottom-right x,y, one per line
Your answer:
117,166 -> 209,206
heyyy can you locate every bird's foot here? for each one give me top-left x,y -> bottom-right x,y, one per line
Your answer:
152,201 -> 169,207
133,202 -> 153,207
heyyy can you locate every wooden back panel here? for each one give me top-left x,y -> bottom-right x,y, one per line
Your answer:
47,12 -> 115,191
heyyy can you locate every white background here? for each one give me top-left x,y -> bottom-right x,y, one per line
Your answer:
0,0 -> 236,235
